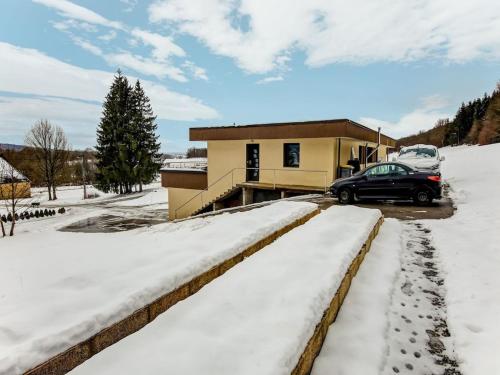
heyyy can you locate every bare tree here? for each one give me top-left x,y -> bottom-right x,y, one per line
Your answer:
0,157 -> 31,236
25,120 -> 70,200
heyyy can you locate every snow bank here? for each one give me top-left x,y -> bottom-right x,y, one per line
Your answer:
0,201 -> 317,374
311,219 -> 403,375
425,144 -> 500,374
69,206 -> 381,375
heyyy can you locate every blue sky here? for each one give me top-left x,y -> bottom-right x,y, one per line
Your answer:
0,0 -> 499,152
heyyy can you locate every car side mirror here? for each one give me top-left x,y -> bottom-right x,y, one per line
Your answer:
440,156 -> 445,161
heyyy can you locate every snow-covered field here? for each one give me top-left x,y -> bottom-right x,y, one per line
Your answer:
0,201 -> 316,374
69,205 -> 381,375
425,144 -> 500,374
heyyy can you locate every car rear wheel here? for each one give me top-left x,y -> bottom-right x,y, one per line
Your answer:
414,188 -> 432,205
338,188 -> 353,204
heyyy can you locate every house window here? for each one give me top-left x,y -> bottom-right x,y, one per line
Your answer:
283,143 -> 300,168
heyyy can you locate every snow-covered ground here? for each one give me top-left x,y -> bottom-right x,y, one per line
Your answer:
0,201 -> 316,374
425,144 -> 500,374
28,182 -> 164,207
69,205 -> 381,375
110,185 -> 167,209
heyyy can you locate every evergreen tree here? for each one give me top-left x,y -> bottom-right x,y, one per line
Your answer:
130,80 -> 161,192
95,72 -> 161,194
95,70 -> 133,193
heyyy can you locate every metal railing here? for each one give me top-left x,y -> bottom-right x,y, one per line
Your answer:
174,167 -> 329,219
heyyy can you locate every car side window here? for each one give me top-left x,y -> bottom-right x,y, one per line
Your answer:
366,165 -> 389,177
366,164 -> 407,177
389,165 -> 408,176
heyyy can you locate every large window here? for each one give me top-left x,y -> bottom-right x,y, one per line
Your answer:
283,143 -> 300,168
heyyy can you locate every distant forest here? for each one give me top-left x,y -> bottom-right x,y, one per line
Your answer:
397,83 -> 500,148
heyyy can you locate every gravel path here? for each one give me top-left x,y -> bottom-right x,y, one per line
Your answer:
382,222 -> 461,374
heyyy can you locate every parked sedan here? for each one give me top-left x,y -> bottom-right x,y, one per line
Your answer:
330,162 -> 442,205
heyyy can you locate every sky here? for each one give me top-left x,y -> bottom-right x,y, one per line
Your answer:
0,0 -> 499,152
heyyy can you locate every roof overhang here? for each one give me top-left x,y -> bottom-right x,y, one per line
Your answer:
189,119 -> 396,147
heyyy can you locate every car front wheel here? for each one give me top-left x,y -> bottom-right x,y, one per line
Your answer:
338,188 -> 353,204
414,188 -> 432,205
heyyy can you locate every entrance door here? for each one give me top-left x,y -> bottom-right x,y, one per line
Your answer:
246,144 -> 259,181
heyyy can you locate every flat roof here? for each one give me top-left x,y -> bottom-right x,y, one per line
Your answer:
189,119 -> 396,146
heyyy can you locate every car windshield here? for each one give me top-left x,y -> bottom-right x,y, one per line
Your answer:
399,147 -> 436,158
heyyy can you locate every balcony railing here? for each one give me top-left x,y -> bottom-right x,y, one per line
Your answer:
174,168 -> 328,219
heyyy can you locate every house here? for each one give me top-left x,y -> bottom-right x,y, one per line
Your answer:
0,156 -> 31,200
161,119 -> 396,220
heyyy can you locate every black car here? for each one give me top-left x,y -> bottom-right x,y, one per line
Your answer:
330,162 -> 442,205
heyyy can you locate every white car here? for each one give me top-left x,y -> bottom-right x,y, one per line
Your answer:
394,144 -> 444,171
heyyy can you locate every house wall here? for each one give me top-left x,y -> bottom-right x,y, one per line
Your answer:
0,182 -> 31,200
167,187 -> 204,220
207,137 -> 390,187
161,170 -> 207,190
207,138 -> 337,189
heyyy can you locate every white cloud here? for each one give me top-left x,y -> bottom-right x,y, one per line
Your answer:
119,0 -> 138,13
33,0 -> 124,30
182,61 -> 208,81
149,0 -> 500,74
131,28 -> 185,60
51,19 -> 98,32
360,95 -> 451,139
0,96 -> 102,148
104,52 -> 187,82
98,30 -> 117,42
38,0 -> 201,82
256,75 -> 283,85
67,36 -> 187,81
70,36 -> 103,56
0,42 -> 218,146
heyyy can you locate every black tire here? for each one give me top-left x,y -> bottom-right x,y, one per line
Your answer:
338,188 -> 353,204
413,188 -> 432,205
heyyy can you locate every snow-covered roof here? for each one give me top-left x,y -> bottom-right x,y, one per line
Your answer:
160,167 -> 207,173
162,157 -> 207,163
0,156 -> 28,182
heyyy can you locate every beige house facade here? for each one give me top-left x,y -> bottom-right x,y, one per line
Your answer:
162,119 -> 396,220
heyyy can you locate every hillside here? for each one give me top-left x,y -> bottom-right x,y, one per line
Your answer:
398,85 -> 500,148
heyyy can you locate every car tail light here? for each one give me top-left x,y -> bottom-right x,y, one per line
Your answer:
427,175 -> 441,182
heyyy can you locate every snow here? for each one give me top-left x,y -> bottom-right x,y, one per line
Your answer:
29,185 -> 114,206
311,219 -> 403,375
110,186 -> 168,208
68,206 -> 381,375
424,144 -> 500,375
0,201 -> 317,374
0,157 -> 27,181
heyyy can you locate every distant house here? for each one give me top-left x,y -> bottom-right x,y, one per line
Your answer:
161,119 -> 396,220
0,156 -> 31,200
